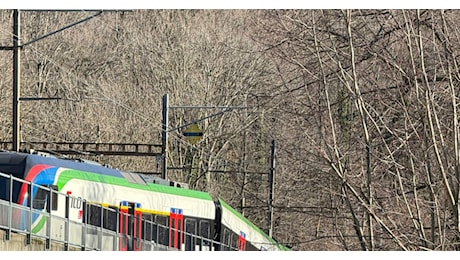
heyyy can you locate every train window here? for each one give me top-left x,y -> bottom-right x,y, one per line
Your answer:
142,214 -> 154,241
85,203 -> 102,227
50,186 -> 57,210
33,185 -> 57,211
0,177 -> 8,201
156,215 -> 169,246
199,220 -> 210,239
199,220 -> 211,249
32,185 -> 46,209
222,228 -> 238,250
151,221 -> 159,242
231,233 -> 238,250
103,206 -> 117,232
223,228 -> 232,250
185,218 -> 197,235
184,218 -> 197,251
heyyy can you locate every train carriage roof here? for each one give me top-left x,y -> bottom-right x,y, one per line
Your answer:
0,150 -> 123,179
0,150 -> 214,204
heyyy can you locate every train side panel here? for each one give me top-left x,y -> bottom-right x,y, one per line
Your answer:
30,165 -> 217,250
58,170 -> 216,220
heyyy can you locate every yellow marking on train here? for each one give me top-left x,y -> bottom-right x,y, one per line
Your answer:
86,200 -> 118,208
138,208 -> 170,216
84,200 -> 170,216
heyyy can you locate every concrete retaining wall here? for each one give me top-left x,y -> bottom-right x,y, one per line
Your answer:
0,229 -> 175,251
0,229 -> 80,251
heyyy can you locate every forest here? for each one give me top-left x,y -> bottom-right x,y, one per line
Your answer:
1,9 -> 460,250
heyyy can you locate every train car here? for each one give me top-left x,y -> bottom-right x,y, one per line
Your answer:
0,150 -> 287,251
215,198 -> 289,251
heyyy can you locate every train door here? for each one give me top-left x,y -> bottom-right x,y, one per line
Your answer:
119,201 -> 142,251
169,208 -> 183,250
238,231 -> 247,251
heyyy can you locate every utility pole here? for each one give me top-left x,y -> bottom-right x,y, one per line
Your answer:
161,94 -> 169,179
3,9 -> 110,152
12,9 -> 20,152
268,140 -> 275,238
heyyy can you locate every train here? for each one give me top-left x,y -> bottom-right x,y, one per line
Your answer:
0,149 -> 289,251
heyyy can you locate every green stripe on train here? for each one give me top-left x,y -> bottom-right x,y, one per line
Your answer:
32,214 -> 47,233
56,169 -> 213,201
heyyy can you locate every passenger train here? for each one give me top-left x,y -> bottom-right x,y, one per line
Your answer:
0,150 -> 288,251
